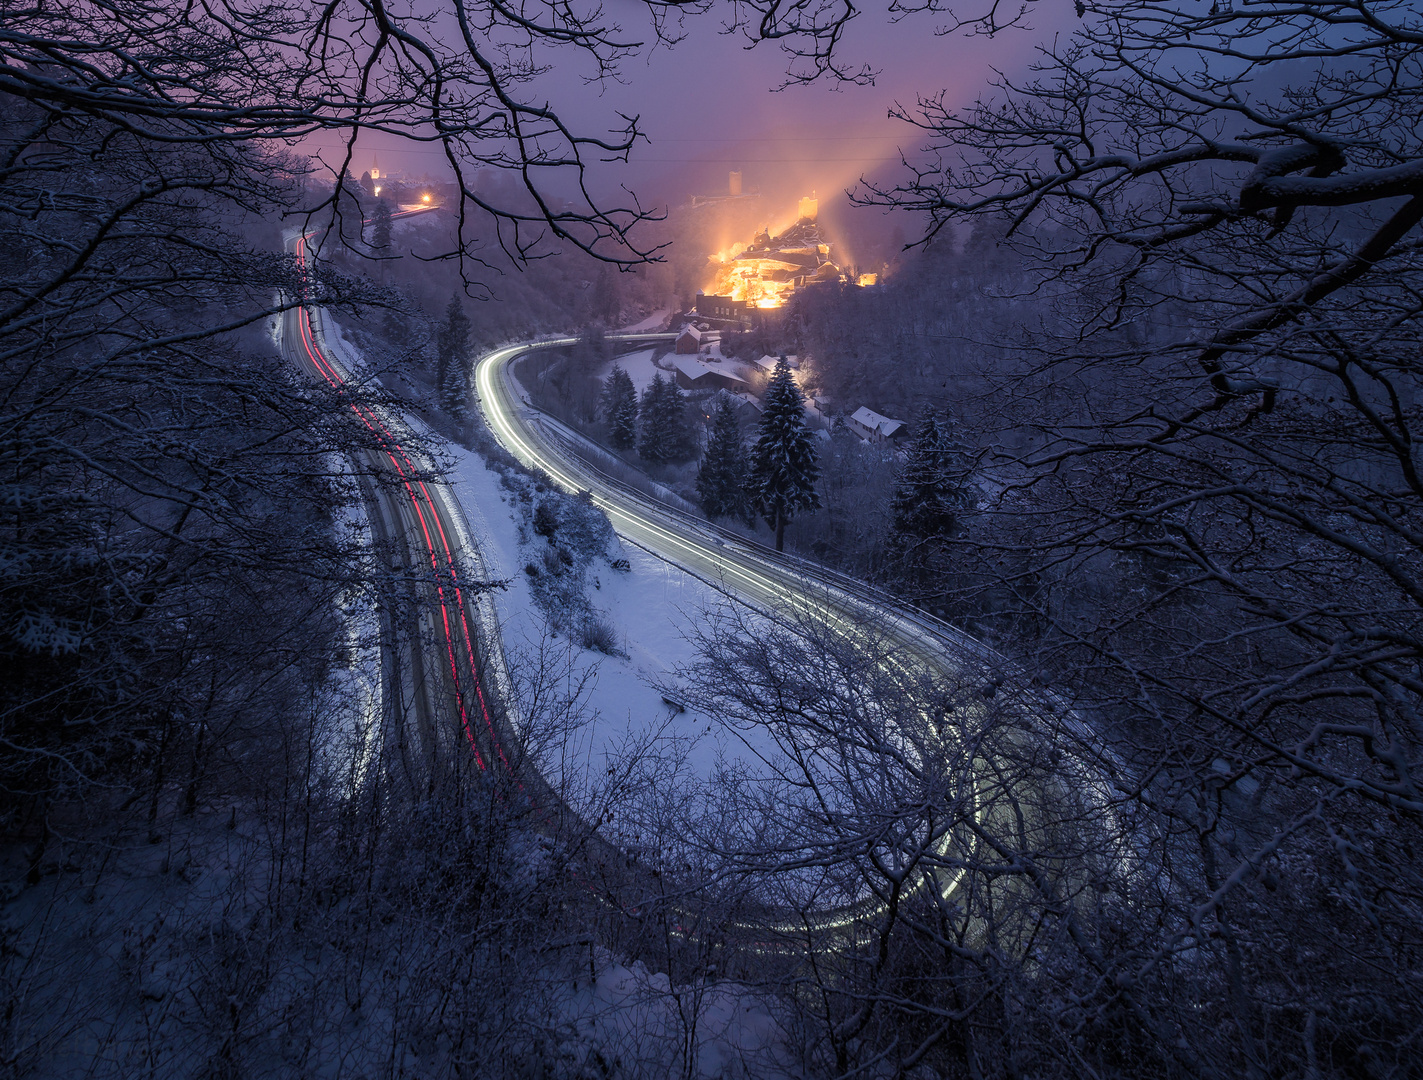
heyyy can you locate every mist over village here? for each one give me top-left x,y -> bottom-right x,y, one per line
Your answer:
2,2 -> 1421,1077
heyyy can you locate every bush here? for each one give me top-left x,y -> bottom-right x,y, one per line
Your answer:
578,616 -> 622,656
533,501 -> 559,538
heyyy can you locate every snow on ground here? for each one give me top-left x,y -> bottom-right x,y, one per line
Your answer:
598,344 -> 748,395
447,440 -> 763,786
557,951 -> 791,1078
599,346 -> 665,393
319,314 -> 368,377
317,320 -> 772,788
621,308 -> 672,332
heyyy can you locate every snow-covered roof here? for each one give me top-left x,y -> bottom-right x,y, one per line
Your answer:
731,392 -> 764,412
752,353 -> 799,372
670,355 -> 750,386
850,406 -> 906,438
676,324 -> 702,342
670,355 -> 712,380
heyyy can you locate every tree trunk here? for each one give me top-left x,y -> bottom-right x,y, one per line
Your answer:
775,509 -> 786,552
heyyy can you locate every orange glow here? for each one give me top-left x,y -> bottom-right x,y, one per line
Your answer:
421,193 -> 431,203
702,199 -> 844,311
857,273 -> 878,287
374,185 -> 382,196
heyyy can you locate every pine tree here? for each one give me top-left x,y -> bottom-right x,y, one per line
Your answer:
662,378 -> 696,461
600,364 -> 637,449
696,393 -> 748,520
637,374 -> 668,461
748,356 -> 820,551
443,361 -> 469,421
638,373 -> 694,463
371,198 -> 392,255
436,294 -> 470,412
888,410 -> 972,577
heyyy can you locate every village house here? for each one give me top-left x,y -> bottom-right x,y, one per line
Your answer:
670,355 -> 752,394
729,391 -> 765,431
748,353 -> 800,374
695,293 -> 746,321
674,323 -> 702,352
674,325 -> 703,354
847,406 -> 907,443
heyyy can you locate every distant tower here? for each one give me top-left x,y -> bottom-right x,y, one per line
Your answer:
370,155 -> 381,180
729,170 -> 743,197
798,191 -> 818,221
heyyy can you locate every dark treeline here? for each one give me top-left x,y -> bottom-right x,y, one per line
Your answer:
325,203 -> 675,360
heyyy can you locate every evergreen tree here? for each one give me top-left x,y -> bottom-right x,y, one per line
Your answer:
638,373 -> 694,463
371,198 -> 392,255
600,364 -> 638,449
696,393 -> 749,520
637,374 -> 667,461
436,294 -> 470,412
887,410 -> 973,578
748,356 -> 820,551
443,361 -> 470,421
662,378 -> 696,461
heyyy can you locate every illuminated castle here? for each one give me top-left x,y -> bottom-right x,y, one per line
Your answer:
698,195 -> 841,316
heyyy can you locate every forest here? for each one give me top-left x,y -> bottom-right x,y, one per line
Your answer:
2,0 -> 1421,1077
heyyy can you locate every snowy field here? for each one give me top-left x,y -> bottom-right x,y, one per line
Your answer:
598,343 -> 743,395
446,438 -> 769,790
598,346 -> 664,392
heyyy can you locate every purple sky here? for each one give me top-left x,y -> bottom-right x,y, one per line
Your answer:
334,2 -> 1078,227
587,4 -> 1078,205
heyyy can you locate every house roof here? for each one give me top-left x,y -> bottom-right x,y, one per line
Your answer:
676,324 -> 702,342
850,406 -> 906,438
731,392 -> 764,412
670,355 -> 749,386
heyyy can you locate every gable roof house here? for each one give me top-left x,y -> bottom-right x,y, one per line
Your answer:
674,325 -> 703,354
847,406 -> 907,443
670,355 -> 752,393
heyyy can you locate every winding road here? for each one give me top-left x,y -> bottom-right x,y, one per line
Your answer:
473,338 -> 1130,936
474,337 -> 998,686
279,278 -> 1110,924
280,226 -> 515,792
473,338 -> 1051,927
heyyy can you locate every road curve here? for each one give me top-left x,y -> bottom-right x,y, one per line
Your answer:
473,337 -> 1011,928
474,337 -> 997,683
473,337 -> 1126,932
280,227 -> 515,790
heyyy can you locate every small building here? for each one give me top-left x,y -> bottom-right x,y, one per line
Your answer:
674,325 -> 702,354
671,355 -> 751,393
695,293 -> 746,321
848,406 -> 907,443
729,392 -> 765,431
751,353 -> 800,373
